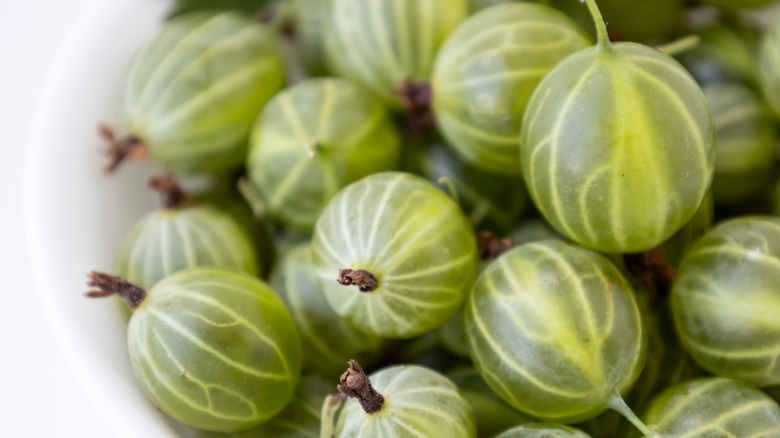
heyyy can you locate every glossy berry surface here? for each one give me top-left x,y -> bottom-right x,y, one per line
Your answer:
312,172 -> 478,338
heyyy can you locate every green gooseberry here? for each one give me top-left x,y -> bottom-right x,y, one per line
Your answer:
676,24 -> 759,86
113,11 -> 284,174
704,82 -> 777,205
448,368 -> 534,437
85,268 -> 302,432
331,361 -> 476,437
291,0 -> 328,75
116,176 -> 258,290
324,0 -> 468,108
636,377 -> 780,437
496,423 -> 591,438
759,15 -> 780,119
465,240 -> 650,431
246,78 -> 401,233
672,216 -> 780,387
432,3 -> 591,176
521,0 -> 715,253
311,172 -> 478,339
415,142 -> 528,234
270,243 -> 384,376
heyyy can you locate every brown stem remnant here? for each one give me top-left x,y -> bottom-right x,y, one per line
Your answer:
623,250 -> 676,304
397,79 -> 434,139
337,360 -> 384,414
478,231 -> 515,261
98,124 -> 148,173
338,269 -> 378,292
85,271 -> 147,310
148,174 -> 190,209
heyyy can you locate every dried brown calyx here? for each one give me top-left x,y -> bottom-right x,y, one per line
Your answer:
478,231 -> 515,261
85,271 -> 147,310
98,124 -> 148,173
397,79 -> 434,139
623,250 -> 676,304
337,360 -> 384,414
338,269 -> 378,292
148,174 -> 190,210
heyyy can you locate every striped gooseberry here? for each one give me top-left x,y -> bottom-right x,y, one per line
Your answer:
496,423 -> 591,438
324,0 -> 468,108
653,191 -> 712,270
432,3 -> 591,176
521,0 -> 715,253
448,368 -> 534,437
270,243 -> 384,376
116,175 -> 258,290
311,172 -> 478,339
106,11 -> 284,174
246,78 -> 401,232
672,216 -> 780,387
637,377 -> 780,437
85,268 -> 302,432
465,240 -> 649,431
704,82 -> 777,204
759,15 -> 780,118
330,361 -> 476,437
415,143 -> 527,234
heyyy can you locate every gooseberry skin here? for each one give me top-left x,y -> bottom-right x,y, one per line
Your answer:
116,205 -> 258,290
324,0 -> 467,107
521,43 -> 715,253
125,11 -> 284,174
496,423 -> 591,438
636,378 -> 780,437
335,364 -> 477,437
672,216 -> 780,387
246,78 -> 401,232
311,172 -> 478,339
127,268 -> 302,432
759,16 -> 780,119
432,3 -> 591,176
465,240 -> 646,423
270,243 -> 384,375
704,83 -> 777,204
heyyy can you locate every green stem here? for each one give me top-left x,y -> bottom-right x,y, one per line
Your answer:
656,35 -> 701,56
319,394 -> 345,438
581,0 -> 611,49
608,393 -> 657,437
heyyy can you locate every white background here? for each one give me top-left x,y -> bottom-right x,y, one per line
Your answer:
1,0 -> 110,435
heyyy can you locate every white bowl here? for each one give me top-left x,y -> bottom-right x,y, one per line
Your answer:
25,1 -> 187,436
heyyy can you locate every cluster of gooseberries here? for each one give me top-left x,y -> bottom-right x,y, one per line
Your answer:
85,0 -> 780,436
